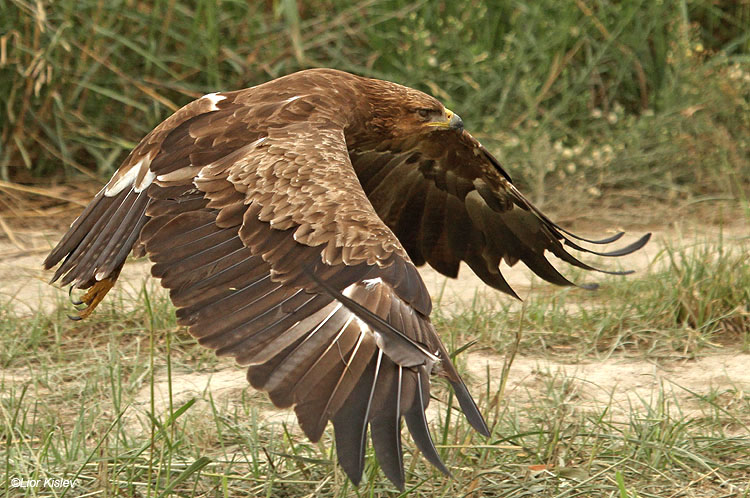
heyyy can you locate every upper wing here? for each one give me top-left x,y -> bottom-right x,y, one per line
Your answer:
44,94 -> 488,489
350,129 -> 651,298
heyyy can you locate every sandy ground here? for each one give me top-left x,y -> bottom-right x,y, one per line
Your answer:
115,349 -> 749,437
2,221 -> 748,435
0,220 -> 724,315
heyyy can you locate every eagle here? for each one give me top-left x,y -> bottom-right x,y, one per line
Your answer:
44,68 -> 649,489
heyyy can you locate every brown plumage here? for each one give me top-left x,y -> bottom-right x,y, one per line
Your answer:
44,68 -> 649,489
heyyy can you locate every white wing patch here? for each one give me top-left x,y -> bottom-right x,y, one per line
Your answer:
134,169 -> 156,193
201,92 -> 227,111
362,277 -> 384,290
104,156 -> 154,197
156,166 -> 202,183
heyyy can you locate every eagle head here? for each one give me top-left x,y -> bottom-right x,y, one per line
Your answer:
357,78 -> 464,140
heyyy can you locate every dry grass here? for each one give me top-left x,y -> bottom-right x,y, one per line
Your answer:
1,0 -> 749,218
1,230 -> 748,497
2,1 -> 750,495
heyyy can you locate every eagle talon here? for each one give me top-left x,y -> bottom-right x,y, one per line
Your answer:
68,278 -> 116,321
68,286 -> 84,306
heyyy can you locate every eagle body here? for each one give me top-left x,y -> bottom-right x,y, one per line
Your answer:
45,68 -> 648,489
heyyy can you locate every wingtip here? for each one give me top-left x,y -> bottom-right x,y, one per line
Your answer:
379,465 -> 405,491
403,369 -> 452,477
341,466 -> 363,487
609,231 -> 652,256
561,230 -> 651,258
449,376 -> 491,437
42,251 -> 59,271
382,467 -> 405,491
477,420 -> 492,438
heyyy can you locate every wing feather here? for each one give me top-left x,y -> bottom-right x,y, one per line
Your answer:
403,367 -> 450,476
368,359 -> 405,489
44,68 -> 648,491
353,130 -> 650,297
331,349 -> 382,486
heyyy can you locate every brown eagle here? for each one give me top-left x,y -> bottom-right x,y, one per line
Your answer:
45,68 -> 648,489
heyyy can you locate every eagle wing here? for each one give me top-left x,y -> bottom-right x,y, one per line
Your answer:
44,91 -> 489,490
352,129 -> 650,298
44,68 -> 649,489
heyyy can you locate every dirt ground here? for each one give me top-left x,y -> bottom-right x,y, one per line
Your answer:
0,219 -> 725,314
3,217 -> 747,436
115,349 -> 750,439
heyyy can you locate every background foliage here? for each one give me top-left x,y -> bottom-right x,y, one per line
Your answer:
1,0 -> 749,213
2,2 -> 749,496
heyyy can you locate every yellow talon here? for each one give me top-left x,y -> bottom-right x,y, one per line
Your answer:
72,278 -> 115,320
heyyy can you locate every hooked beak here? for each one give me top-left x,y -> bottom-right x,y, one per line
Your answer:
446,109 -> 464,131
427,108 -> 464,132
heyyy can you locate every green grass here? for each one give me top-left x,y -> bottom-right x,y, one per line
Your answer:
435,236 -> 750,360
2,0 -> 749,217
2,238 -> 749,496
2,1 -> 749,495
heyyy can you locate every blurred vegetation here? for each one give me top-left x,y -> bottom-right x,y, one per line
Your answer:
1,0 -> 749,212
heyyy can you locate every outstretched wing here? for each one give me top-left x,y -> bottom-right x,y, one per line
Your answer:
351,129 -> 650,298
44,90 -> 488,490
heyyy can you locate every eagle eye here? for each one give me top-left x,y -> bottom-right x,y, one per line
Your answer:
416,108 -> 434,119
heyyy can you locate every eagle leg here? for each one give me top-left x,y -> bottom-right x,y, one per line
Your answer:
69,278 -> 116,320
